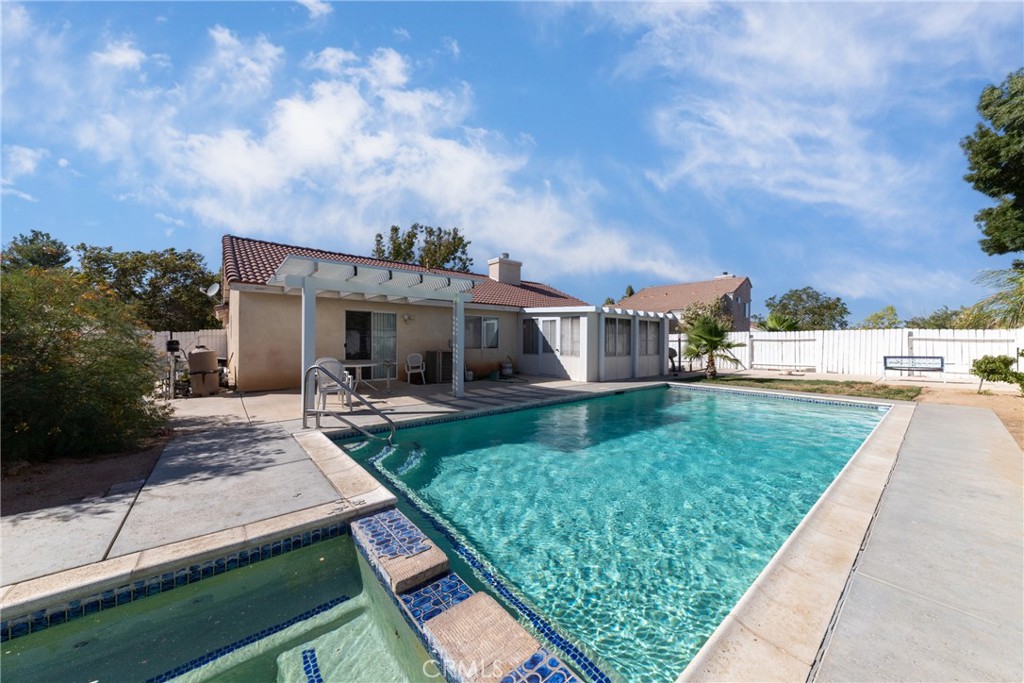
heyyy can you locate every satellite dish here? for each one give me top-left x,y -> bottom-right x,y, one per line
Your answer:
205,283 -> 221,298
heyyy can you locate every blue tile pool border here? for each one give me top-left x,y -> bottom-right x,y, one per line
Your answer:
327,384 -> 661,441
672,382 -> 892,412
363,449 -> 614,683
0,523 -> 348,644
144,595 -> 350,683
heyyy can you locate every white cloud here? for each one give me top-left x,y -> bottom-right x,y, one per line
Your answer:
2,3 -> 31,40
155,212 -> 185,227
198,25 -> 283,100
3,144 -> 48,179
303,47 -> 358,75
811,256 -> 967,304
1,186 -> 38,202
393,27 -> 411,41
296,0 -> 332,20
57,158 -> 69,167
595,2 -> 1019,232
91,40 -> 146,70
442,37 -> 460,60
2,10 -> 688,286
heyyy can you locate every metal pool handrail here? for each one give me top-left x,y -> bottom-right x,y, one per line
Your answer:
302,363 -> 396,446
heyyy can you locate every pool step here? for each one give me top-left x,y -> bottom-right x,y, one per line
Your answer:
352,508 -> 582,682
351,508 -> 449,593
422,592 -> 548,683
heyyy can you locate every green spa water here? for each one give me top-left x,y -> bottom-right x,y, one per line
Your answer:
349,386 -> 884,682
1,537 -> 433,683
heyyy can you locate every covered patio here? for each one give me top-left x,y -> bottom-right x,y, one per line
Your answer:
266,253 -> 478,401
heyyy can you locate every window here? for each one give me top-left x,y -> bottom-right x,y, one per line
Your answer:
484,317 -> 499,349
466,315 -> 499,349
523,319 -> 539,354
639,320 -> 660,355
560,317 -> 581,357
604,318 -> 631,356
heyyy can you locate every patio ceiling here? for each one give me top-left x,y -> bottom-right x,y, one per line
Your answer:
268,254 -> 476,304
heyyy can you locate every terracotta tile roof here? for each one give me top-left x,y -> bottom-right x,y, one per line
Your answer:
616,275 -> 751,313
222,234 -> 589,309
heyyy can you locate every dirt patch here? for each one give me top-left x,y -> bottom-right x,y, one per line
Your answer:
1,437 -> 167,517
915,387 -> 1023,450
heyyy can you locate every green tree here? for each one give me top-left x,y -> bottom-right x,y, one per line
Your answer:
1,268 -> 168,461
683,315 -> 745,379
961,68 -> 1024,255
970,354 -> 1024,395
676,298 -> 733,333
1,230 -> 72,271
905,306 -> 967,329
372,223 -> 473,272
764,287 -> 850,330
602,296 -> 616,306
75,245 -> 220,332
858,305 -> 902,329
761,312 -> 799,331
624,284 -> 635,298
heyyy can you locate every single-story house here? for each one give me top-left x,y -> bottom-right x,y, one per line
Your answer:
616,273 -> 753,331
220,235 -> 676,396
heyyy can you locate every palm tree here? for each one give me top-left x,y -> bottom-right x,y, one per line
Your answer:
963,265 -> 1024,329
762,312 -> 799,331
683,315 -> 746,378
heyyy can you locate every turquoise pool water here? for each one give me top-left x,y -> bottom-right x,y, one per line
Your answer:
350,386 -> 884,683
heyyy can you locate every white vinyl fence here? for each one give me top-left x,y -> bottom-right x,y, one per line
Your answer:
669,328 -> 1024,380
149,329 -> 228,359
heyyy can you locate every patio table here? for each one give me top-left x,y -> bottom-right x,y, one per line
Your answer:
343,360 -> 395,392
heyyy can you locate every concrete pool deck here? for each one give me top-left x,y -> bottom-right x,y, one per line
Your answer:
2,376 -> 1021,681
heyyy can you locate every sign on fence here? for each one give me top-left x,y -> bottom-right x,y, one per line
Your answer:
883,356 -> 944,372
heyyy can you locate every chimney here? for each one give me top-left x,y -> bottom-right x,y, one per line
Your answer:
488,252 -> 522,286
714,271 -> 734,280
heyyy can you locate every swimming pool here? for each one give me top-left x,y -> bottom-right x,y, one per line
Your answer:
1,535 -> 433,682
346,385 -> 885,682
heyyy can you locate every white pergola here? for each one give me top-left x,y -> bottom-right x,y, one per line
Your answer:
267,255 -> 476,400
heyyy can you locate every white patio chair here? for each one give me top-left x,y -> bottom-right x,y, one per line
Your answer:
314,357 -> 354,410
406,353 -> 426,385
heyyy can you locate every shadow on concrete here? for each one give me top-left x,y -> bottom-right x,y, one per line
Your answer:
144,424 -> 302,487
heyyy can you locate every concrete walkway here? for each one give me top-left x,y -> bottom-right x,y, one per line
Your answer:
814,403 -> 1023,681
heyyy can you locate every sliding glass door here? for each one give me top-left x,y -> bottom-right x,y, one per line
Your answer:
345,310 -> 397,380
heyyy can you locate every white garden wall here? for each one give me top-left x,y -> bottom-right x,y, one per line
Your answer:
669,328 -> 1024,379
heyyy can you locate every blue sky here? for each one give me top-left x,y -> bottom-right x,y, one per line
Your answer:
3,1 -> 1022,323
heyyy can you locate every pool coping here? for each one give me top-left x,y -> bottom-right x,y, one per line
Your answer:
676,390 -> 914,682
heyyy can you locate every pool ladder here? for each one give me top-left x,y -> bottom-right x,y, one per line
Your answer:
302,363 -> 396,446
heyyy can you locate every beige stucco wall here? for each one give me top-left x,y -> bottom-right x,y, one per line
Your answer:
227,289 -> 519,391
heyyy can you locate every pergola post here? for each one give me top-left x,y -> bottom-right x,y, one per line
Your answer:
452,294 -> 466,398
300,278 -> 317,409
